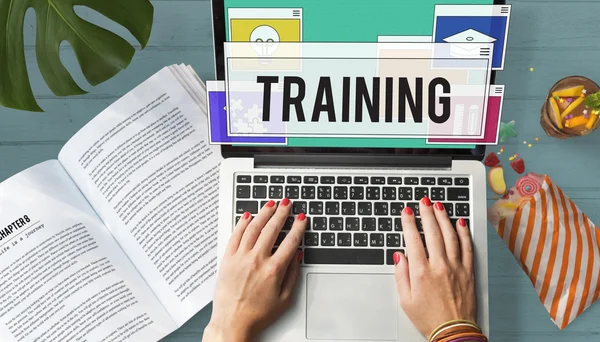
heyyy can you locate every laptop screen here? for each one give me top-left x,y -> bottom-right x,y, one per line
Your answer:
211,0 -> 506,157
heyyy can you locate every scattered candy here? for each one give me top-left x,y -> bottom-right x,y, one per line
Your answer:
559,98 -> 565,103
567,97 -> 573,103
499,121 -> 518,143
523,141 -> 527,144
535,137 -> 540,141
530,67 -> 534,72
484,152 -> 501,167
493,196 -> 498,200
509,157 -> 514,161
583,89 -> 588,94
528,144 -> 532,148
594,110 -> 600,115
584,110 -> 589,115
554,96 -> 561,100
488,166 -> 507,195
585,114 -> 590,119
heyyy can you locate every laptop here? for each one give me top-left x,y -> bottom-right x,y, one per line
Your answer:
211,1 -> 505,340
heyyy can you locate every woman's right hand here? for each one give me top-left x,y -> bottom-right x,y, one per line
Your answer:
393,197 -> 477,338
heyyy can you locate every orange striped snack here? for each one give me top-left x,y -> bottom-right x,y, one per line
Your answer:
488,172 -> 600,329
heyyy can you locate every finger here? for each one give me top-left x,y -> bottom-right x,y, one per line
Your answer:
239,200 -> 277,250
401,207 -> 427,267
280,250 -> 303,302
273,213 -> 307,265
419,197 -> 446,262
433,201 -> 461,263
256,198 -> 292,253
394,252 -> 411,302
456,218 -> 474,271
226,211 -> 252,255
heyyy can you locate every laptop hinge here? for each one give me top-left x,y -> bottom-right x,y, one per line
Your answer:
254,154 -> 452,169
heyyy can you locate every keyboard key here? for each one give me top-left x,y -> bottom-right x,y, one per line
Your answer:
236,201 -> 258,214
358,202 -> 372,215
421,177 -> 436,185
269,186 -> 284,199
353,233 -> 368,247
283,217 -> 295,230
371,177 -> 385,184
354,177 -> 369,184
451,218 -> 470,228
455,178 -> 469,186
448,188 -> 469,201
287,176 -> 302,184
391,203 -> 405,215
346,218 -> 360,231
350,187 -> 364,200
304,176 -> 319,184
438,177 -> 452,186
334,186 -> 348,199
370,233 -> 384,247
236,185 -> 251,198
398,187 -> 413,200
253,186 -> 267,199
388,177 -> 403,185
362,218 -> 376,231
321,176 -> 335,184
260,201 -> 269,208
366,187 -> 380,200
313,217 -> 327,231
394,218 -> 402,231
338,233 -> 352,246
329,217 -> 344,231
415,187 -> 429,200
304,233 -> 319,246
302,186 -> 316,199
275,232 -> 286,246
386,249 -> 404,265
431,188 -> 445,201
416,218 -> 423,232
325,202 -> 340,215
342,202 -> 356,215
443,203 -> 454,216
321,233 -> 335,246
285,186 -> 300,199
337,177 -> 352,184
254,175 -> 268,183
305,248 -> 384,265
387,234 -> 401,247
405,177 -> 419,185
407,202 -> 420,216
374,202 -> 389,216
270,175 -> 285,183
378,218 -> 392,231
383,187 -> 397,200
237,175 -> 251,183
455,203 -> 470,217
293,201 -> 307,215
309,202 -> 324,215
235,216 -> 242,224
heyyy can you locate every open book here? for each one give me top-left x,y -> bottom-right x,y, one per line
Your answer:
0,65 -> 223,341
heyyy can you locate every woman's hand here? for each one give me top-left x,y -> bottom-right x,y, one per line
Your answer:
394,197 -> 477,337
203,198 -> 306,342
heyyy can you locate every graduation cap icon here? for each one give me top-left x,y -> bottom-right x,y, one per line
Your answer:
443,29 -> 496,57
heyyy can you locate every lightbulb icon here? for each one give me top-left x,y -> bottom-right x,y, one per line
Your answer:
250,25 -> 280,64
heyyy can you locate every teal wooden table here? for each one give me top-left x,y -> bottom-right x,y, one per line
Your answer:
2,0 -> 600,340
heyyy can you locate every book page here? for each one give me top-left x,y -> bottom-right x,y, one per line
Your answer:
0,161 -> 177,342
58,67 -> 223,325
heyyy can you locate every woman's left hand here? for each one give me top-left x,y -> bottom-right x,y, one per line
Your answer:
203,198 -> 307,342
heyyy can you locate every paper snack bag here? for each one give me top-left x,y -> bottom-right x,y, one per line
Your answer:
488,172 -> 600,329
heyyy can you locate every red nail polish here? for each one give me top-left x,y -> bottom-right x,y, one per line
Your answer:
404,207 -> 413,216
434,202 -> 444,211
393,252 -> 401,265
422,197 -> 432,207
459,218 -> 467,227
281,198 -> 290,206
242,212 -> 250,220
266,200 -> 276,208
297,251 -> 304,263
298,213 -> 306,221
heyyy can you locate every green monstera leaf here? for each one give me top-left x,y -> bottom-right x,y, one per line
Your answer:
0,0 -> 154,112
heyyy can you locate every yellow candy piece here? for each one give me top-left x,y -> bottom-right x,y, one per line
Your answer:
565,115 -> 589,128
549,97 -> 563,129
488,166 -> 507,195
528,144 -> 532,147
586,115 -> 598,130
561,97 -> 585,118
559,98 -> 565,104
552,85 -> 585,98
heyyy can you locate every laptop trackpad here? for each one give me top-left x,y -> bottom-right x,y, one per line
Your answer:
306,273 -> 398,340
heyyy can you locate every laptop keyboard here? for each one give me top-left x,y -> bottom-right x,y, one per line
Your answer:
234,174 -> 471,266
